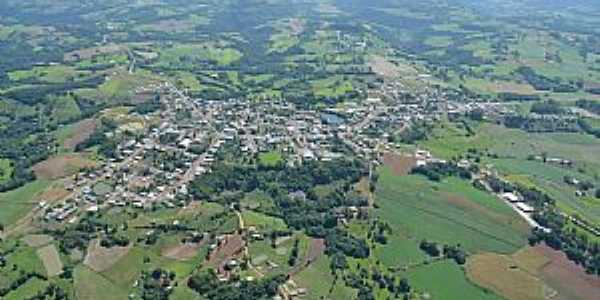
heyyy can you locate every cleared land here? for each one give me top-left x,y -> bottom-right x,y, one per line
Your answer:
32,153 -> 96,180
162,241 -> 203,261
58,118 -> 97,150
0,179 -> 50,226
84,239 -> 131,272
293,255 -> 357,300
382,152 -> 416,175
467,245 -> 600,300
36,244 -> 63,277
22,234 -> 54,247
74,265 -> 128,300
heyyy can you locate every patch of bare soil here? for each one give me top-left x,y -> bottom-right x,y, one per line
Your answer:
162,241 -> 204,261
33,154 -> 96,180
383,152 -> 416,176
369,55 -> 401,78
207,234 -> 245,270
63,118 -> 97,150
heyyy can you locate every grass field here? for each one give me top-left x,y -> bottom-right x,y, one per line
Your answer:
422,122 -> 600,180
8,65 -> 85,84
406,260 -> 502,300
22,234 -> 54,247
241,190 -> 276,212
293,255 -> 357,300
258,151 -> 283,166
47,94 -> 82,124
422,122 -> 600,225
466,251 -> 547,300
490,158 -> 600,225
242,210 -> 288,231
156,43 -> 242,67
3,277 -> 49,300
54,118 -> 97,151
311,76 -> 354,97
373,233 -> 426,267
248,233 -> 310,275
75,265 -> 128,300
0,179 -> 50,226
0,158 -> 12,183
375,167 -> 529,254
84,239 -> 131,272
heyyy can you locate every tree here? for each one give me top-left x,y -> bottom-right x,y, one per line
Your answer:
398,278 -> 411,293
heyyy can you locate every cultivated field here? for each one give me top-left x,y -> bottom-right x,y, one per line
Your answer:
32,153 -> 96,180
375,167 -> 530,254
36,244 -> 63,277
467,245 -> 600,300
84,239 -> 131,272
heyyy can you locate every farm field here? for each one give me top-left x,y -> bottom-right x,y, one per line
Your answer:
467,245 -> 600,300
293,255 -> 357,300
490,158 -> 600,225
0,179 -> 51,226
241,210 -> 288,231
375,167 -> 530,254
0,0 -> 599,299
405,260 -> 502,300
32,153 -> 97,180
36,244 -> 64,277
74,265 -> 128,300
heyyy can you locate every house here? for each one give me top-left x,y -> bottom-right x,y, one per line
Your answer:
502,192 -> 520,203
515,202 -> 534,213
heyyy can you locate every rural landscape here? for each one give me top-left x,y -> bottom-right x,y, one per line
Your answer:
0,0 -> 599,299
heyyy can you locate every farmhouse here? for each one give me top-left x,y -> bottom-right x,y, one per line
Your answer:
515,202 -> 535,213
502,192 -> 520,203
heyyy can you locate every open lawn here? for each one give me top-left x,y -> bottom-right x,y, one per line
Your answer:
258,151 -> 283,166
8,65 -> 86,84
375,167 -> 529,254
241,211 -> 288,231
0,179 -> 50,226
